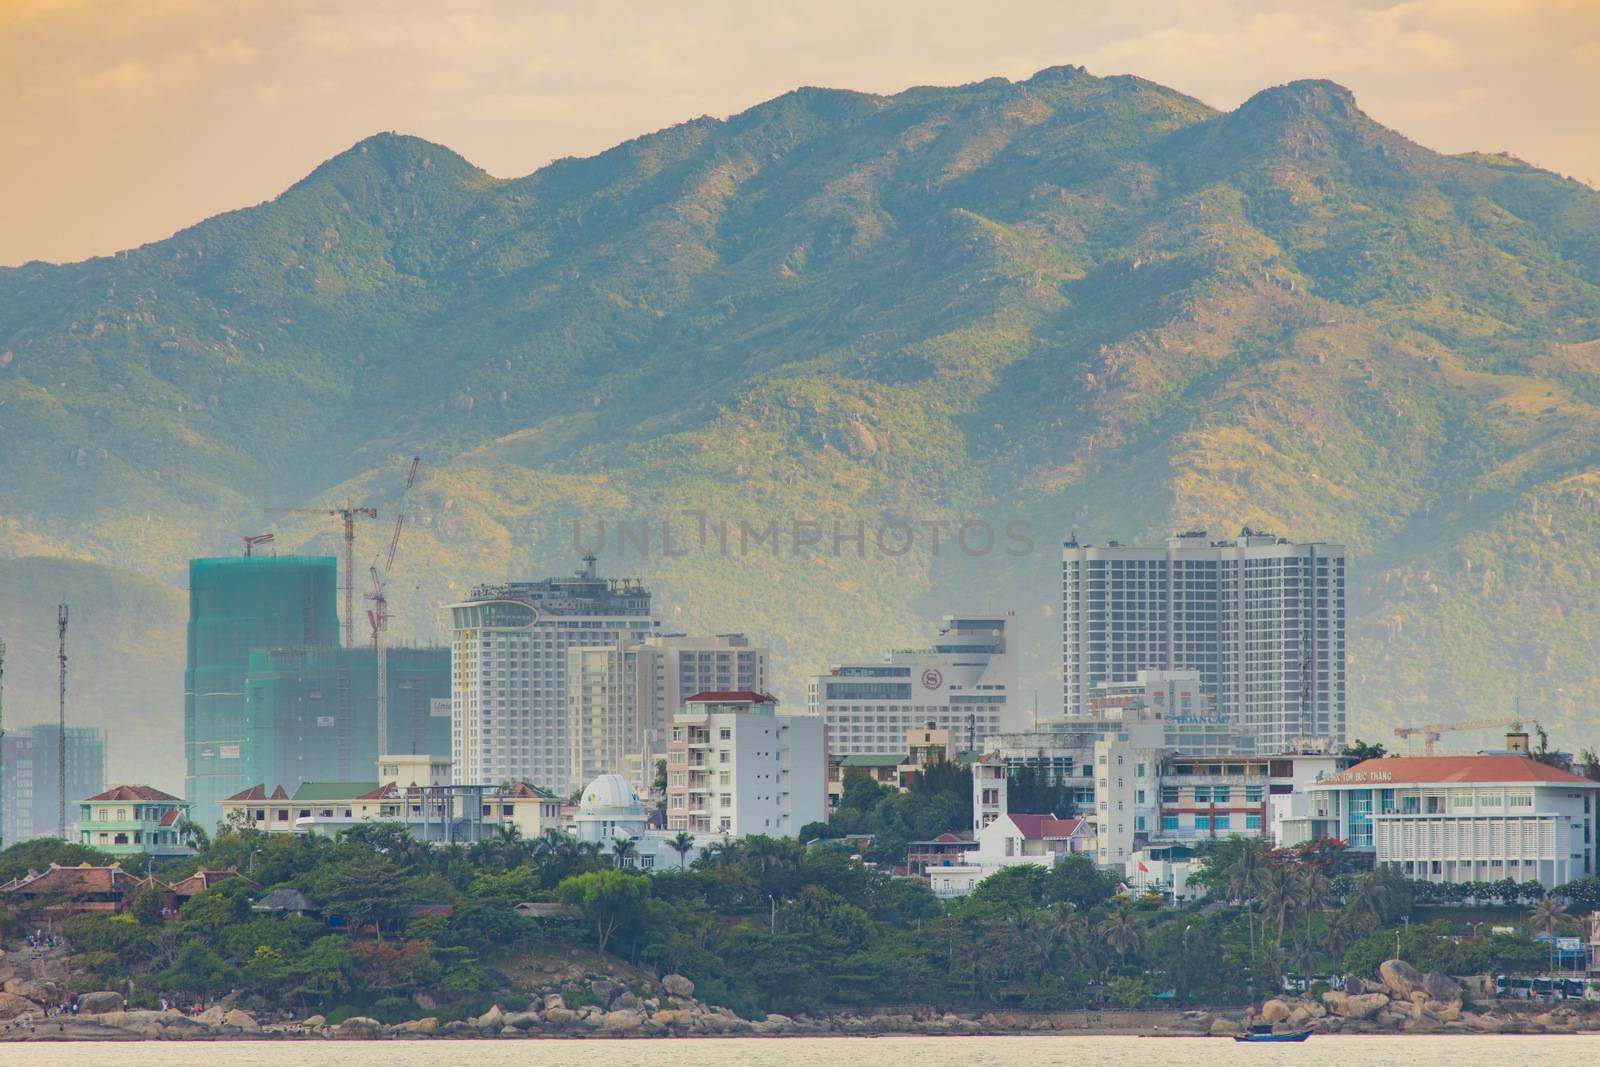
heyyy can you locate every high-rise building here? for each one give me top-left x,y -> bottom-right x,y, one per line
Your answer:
1062,529 -> 1346,752
3,725 -> 107,843
567,633 -> 770,792
803,614 -> 1017,756
450,557 -> 654,792
242,646 -> 450,798
665,692 -> 827,838
184,555 -> 340,828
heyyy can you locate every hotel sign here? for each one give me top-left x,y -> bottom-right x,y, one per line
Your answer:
1328,770 -> 1394,784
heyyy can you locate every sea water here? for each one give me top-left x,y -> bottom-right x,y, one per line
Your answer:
0,1034 -> 1593,1067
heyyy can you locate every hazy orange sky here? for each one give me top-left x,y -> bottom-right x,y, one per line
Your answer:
3,0 -> 1598,267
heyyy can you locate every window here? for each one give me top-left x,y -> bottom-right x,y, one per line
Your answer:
1194,815 -> 1210,830
719,728 -> 732,740
1162,815 -> 1179,831
1245,814 -> 1262,830
1213,815 -> 1231,830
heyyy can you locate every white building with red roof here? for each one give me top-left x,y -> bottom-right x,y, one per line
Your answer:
927,812 -> 1093,898
1295,754 -> 1600,889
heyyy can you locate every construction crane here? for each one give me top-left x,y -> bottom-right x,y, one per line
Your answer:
265,501 -> 378,648
1394,718 -> 1533,756
57,604 -> 68,841
369,457 -> 421,755
366,565 -> 391,754
242,532 -> 275,557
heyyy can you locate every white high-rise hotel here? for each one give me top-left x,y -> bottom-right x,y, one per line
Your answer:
804,614 -> 1019,755
1062,529 -> 1346,752
449,557 -> 654,792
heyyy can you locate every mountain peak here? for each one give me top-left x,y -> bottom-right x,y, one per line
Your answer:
1236,79 -> 1362,123
287,132 -> 486,197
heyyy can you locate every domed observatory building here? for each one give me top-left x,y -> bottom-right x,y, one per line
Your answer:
575,772 -> 722,871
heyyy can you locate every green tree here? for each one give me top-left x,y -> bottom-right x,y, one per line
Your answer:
668,831 -> 695,868
1097,900 -> 1144,970
1341,740 -> 1387,762
1530,894 -> 1569,976
558,869 -> 651,954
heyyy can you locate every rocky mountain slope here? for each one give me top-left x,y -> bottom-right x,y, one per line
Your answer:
3,66 -> 1599,783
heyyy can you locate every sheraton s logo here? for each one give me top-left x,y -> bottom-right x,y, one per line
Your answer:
921,669 -> 943,690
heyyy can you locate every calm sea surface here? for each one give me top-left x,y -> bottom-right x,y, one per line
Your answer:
0,1036 -> 1594,1066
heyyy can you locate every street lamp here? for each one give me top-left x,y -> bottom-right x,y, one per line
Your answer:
1467,921 -> 1484,940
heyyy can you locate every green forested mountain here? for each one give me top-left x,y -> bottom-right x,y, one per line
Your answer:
3,66 -> 1600,783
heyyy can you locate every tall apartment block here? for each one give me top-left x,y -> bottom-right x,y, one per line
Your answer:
1062,529 -> 1346,753
242,645 -> 450,795
568,633 -> 768,793
184,556 -> 340,828
803,614 -> 1017,756
665,692 -> 827,837
450,556 -> 654,792
2,725 -> 106,843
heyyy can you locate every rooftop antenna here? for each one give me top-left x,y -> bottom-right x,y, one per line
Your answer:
57,604 -> 68,840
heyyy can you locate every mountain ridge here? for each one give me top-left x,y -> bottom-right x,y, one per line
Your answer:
4,65 -> 1600,787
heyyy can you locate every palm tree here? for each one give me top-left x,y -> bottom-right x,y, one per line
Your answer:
1322,908 -> 1356,963
1097,901 -> 1144,970
610,835 -> 637,868
668,831 -> 695,868
1530,894 -> 1569,978
1295,864 -> 1331,946
1259,865 -> 1298,945
1226,841 -> 1268,956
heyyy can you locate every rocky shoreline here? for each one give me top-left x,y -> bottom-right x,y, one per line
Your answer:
2,964 -> 1595,1041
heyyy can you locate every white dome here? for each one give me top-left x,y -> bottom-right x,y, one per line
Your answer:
580,773 -> 641,814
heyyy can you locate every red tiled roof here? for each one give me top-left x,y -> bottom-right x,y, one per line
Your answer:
1324,755 -> 1598,787
1005,814 -> 1085,840
86,784 -> 182,803
159,808 -> 182,826
165,867 -> 255,897
5,863 -> 142,897
229,784 -> 294,802
684,690 -> 777,704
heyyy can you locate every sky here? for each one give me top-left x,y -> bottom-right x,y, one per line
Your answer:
3,0 -> 1598,266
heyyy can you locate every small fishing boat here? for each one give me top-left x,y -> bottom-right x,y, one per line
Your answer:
1232,1023 -> 1312,1043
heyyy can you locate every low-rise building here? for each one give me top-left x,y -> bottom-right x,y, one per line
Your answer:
927,814 -> 1092,898
906,831 -> 977,876
76,786 -> 193,857
665,692 -> 827,838
0,862 -> 147,919
220,754 -> 561,843
1124,844 -> 1206,902
827,753 -> 905,809
1294,754 -> 1600,889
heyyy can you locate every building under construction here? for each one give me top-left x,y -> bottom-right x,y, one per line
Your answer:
184,556 -> 340,828
242,645 -> 449,795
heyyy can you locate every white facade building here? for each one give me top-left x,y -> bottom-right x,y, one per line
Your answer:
1092,717 -> 1167,868
665,692 -> 827,838
1294,755 -> 1600,890
804,614 -> 1018,756
1063,529 -> 1346,752
449,556 -> 654,792
928,813 -> 1092,898
567,633 -> 770,793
